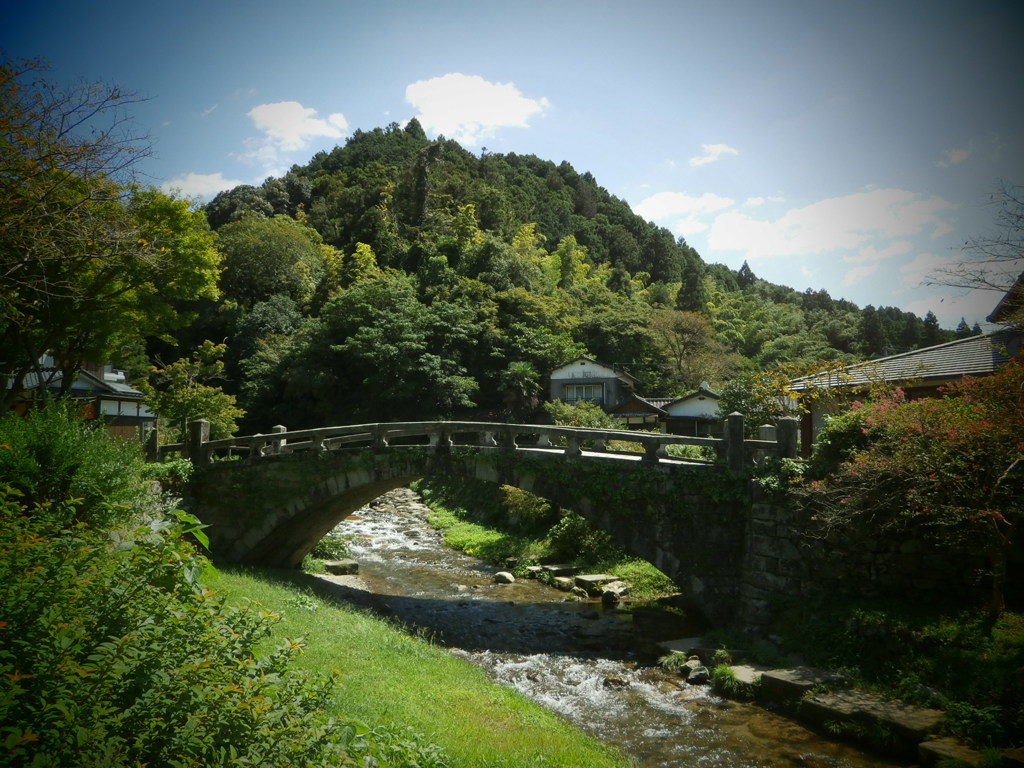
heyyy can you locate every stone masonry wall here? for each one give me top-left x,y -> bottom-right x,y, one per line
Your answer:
737,482 -> 995,632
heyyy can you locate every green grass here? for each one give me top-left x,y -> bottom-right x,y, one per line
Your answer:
209,566 -> 634,768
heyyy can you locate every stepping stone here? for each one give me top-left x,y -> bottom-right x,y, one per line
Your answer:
759,666 -> 846,700
574,574 -> 617,595
656,637 -> 702,656
918,737 -> 983,767
729,664 -> 765,686
802,689 -> 944,744
552,576 -> 575,591
541,563 -> 580,577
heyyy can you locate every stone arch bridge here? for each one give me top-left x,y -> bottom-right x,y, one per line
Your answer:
156,417 -> 798,628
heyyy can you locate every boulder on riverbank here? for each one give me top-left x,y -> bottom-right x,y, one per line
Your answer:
324,558 -> 360,575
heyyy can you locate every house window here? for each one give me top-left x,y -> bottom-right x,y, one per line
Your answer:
564,384 -> 603,405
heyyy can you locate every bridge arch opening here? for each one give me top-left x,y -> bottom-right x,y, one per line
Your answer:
185,445 -> 751,627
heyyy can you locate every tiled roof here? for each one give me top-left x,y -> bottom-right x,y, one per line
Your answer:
610,394 -> 668,416
790,330 -> 1020,391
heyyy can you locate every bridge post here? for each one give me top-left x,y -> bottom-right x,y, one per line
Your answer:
429,428 -> 453,453
270,425 -> 287,455
775,416 -> 799,459
726,412 -> 745,472
187,419 -> 211,463
145,427 -> 159,463
497,429 -> 517,451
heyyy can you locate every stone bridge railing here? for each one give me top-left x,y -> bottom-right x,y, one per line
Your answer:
149,414 -> 799,472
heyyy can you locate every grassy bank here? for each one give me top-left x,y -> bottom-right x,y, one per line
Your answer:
209,566 -> 633,768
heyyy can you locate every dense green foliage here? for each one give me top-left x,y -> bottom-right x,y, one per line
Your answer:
133,120 -> 956,432
0,407 -> 452,767
0,402 -> 147,527
1,59 -> 220,412
799,359 -> 1023,617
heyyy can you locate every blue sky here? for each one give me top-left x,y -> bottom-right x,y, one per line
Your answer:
5,0 -> 1022,327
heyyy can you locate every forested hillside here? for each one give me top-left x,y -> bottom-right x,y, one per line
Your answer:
152,120 -> 959,432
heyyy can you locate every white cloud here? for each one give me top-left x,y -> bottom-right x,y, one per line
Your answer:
633,191 -> 735,237
843,264 -> 880,286
201,104 -> 218,118
937,146 -> 971,167
405,73 -> 550,145
689,143 -> 739,167
237,101 -> 349,174
848,240 -> 913,264
707,189 -> 956,260
247,101 -> 348,151
162,171 -> 245,198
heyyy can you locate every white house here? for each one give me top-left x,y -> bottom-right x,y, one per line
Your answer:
547,356 -> 638,410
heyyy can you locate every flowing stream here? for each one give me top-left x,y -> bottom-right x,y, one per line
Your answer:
314,488 -> 910,768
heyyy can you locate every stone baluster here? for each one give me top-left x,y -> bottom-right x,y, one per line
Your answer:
145,426 -> 159,462
270,424 -> 287,454
775,416 -> 799,460
726,412 -> 746,472
641,440 -> 663,464
480,430 -> 498,447
373,426 -> 389,449
248,435 -> 265,463
429,428 -> 453,452
564,435 -> 582,458
535,432 -> 553,448
187,419 -> 211,463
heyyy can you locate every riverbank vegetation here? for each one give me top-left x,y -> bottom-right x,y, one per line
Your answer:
412,476 -> 678,598
746,358 -> 1024,753
0,405 -> 631,767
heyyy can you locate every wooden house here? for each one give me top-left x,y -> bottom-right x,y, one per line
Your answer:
606,383 -> 723,435
6,357 -> 155,441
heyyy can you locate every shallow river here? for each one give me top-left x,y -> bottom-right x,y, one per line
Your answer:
315,488 -> 910,768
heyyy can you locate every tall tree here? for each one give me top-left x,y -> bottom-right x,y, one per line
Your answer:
0,58 -> 220,409
215,215 -> 326,310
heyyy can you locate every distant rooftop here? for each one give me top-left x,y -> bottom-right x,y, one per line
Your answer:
790,329 -> 1020,391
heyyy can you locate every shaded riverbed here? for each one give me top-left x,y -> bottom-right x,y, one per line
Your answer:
315,488 -> 910,768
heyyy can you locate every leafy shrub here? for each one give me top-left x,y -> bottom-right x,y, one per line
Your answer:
309,532 -> 351,560
501,485 -> 559,527
0,402 -> 146,527
711,663 -> 757,699
658,653 -> 690,673
543,399 -> 622,429
547,511 -> 620,562
804,407 -> 869,479
944,702 -> 1006,748
0,486 -> 447,767
142,457 -> 194,496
